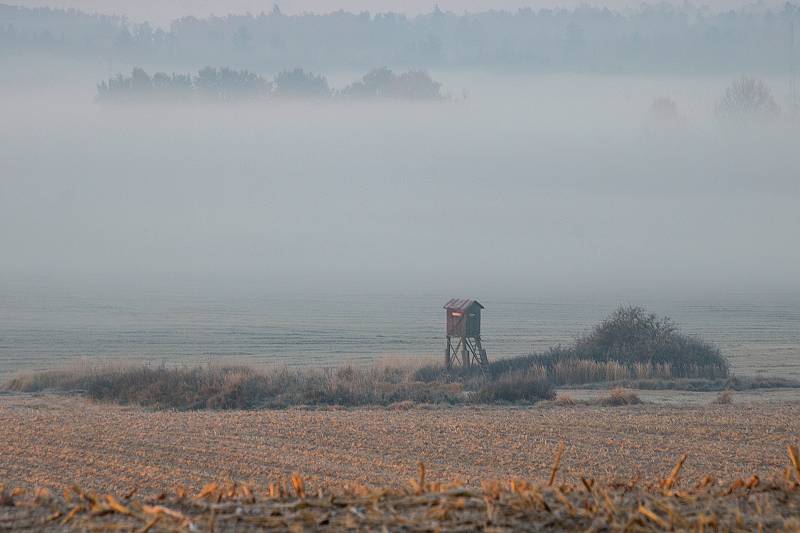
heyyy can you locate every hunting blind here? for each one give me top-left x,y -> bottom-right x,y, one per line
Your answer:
444,298 -> 488,368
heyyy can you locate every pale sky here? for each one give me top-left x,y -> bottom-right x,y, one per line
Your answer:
13,0 -> 787,25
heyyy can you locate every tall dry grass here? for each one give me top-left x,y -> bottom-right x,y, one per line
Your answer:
544,359 -> 728,385
3,361 -> 555,409
416,358 -> 728,388
475,368 -> 554,403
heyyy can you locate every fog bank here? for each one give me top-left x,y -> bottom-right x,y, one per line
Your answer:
1,72 -> 798,298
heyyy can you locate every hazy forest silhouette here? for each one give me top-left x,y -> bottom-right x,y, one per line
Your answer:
3,3 -> 800,73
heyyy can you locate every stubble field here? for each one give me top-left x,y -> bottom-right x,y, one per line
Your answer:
1,394 -> 798,495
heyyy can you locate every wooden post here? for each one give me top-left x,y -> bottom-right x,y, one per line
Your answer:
445,336 -> 452,369
476,337 -> 487,365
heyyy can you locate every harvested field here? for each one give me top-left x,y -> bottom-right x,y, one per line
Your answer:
1,394 -> 799,496
3,449 -> 800,533
3,465 -> 800,532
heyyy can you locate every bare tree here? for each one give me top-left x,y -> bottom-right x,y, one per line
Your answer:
715,77 -> 780,122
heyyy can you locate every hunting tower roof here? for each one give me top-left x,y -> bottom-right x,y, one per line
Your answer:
443,298 -> 484,312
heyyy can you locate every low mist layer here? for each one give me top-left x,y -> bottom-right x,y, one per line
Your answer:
1,70 -> 798,296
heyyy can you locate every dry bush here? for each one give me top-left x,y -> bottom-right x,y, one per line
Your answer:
713,390 -> 734,405
554,393 -> 576,406
571,306 -> 728,375
599,388 -> 642,406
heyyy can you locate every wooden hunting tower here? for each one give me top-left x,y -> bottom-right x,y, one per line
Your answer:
444,298 -> 488,369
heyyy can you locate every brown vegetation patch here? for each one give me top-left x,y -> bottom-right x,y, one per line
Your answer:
3,449 -> 800,531
599,387 -> 642,406
554,393 -> 577,406
713,390 -> 734,405
2,361 -> 555,409
2,363 -> 477,409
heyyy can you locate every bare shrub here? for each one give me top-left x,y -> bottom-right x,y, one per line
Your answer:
554,393 -> 577,406
571,306 -> 728,376
599,388 -> 641,406
713,390 -> 733,405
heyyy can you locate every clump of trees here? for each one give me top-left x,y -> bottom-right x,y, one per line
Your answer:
340,67 -> 442,100
96,66 -> 444,104
715,77 -> 781,123
273,68 -> 331,98
193,66 -> 272,101
97,66 -> 269,103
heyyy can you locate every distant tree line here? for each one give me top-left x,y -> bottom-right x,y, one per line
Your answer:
3,3 -> 800,74
96,66 -> 443,103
